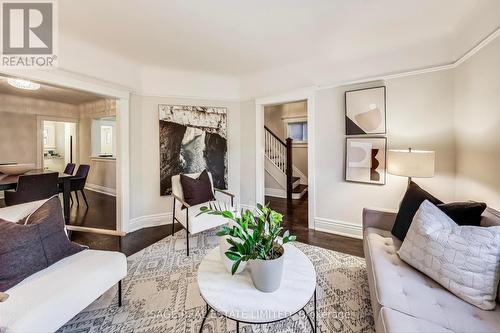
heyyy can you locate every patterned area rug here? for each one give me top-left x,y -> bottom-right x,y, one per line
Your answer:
59,230 -> 374,333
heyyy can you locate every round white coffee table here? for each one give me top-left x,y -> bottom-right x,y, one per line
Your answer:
197,243 -> 317,332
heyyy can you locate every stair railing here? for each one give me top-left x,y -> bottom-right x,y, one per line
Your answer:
264,126 -> 293,200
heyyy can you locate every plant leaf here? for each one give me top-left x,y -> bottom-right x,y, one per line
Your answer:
225,251 -> 241,261
231,259 -> 242,275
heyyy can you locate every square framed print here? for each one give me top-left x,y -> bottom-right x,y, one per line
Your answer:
345,137 -> 387,185
345,86 -> 386,135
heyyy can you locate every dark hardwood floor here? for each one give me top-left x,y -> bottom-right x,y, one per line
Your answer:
69,190 -> 116,230
68,189 -> 179,256
1,189 -> 364,258
265,194 -> 364,257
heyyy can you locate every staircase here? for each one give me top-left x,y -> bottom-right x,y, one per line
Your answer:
264,126 -> 308,200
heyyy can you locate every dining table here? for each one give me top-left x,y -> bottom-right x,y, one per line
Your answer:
0,169 -> 74,224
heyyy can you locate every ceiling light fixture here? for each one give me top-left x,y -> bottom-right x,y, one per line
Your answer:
7,78 -> 41,90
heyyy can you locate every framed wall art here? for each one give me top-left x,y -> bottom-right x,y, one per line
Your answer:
345,137 -> 387,185
158,104 -> 228,195
345,86 -> 386,135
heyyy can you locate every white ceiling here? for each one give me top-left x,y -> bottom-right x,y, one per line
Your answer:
59,0 -> 497,76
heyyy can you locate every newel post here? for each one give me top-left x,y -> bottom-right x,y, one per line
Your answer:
286,137 -> 293,201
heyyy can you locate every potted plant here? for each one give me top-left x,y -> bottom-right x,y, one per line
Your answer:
199,203 -> 296,292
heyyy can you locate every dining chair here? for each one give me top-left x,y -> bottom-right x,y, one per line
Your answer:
4,172 -> 59,206
59,163 -> 76,204
171,171 -> 235,256
70,164 -> 90,207
63,163 -> 76,175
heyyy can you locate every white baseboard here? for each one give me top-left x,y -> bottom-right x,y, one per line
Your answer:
85,183 -> 116,197
314,217 -> 363,239
265,188 -> 286,198
127,212 -> 173,233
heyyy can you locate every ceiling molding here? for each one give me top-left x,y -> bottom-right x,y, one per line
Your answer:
319,26 -> 500,90
131,90 -> 241,102
454,25 -> 500,67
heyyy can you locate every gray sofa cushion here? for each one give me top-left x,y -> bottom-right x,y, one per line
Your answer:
364,226 -> 500,332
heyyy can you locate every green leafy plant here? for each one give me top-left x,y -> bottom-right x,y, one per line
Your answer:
199,203 -> 296,275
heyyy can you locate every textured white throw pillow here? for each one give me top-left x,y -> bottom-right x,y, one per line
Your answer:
398,200 -> 500,310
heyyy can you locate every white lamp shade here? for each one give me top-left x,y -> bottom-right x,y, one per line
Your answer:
388,149 -> 435,178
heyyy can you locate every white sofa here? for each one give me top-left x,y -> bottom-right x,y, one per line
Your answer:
363,207 -> 500,333
0,199 -> 127,333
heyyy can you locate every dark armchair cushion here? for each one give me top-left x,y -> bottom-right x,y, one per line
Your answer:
0,197 -> 85,291
180,170 -> 214,208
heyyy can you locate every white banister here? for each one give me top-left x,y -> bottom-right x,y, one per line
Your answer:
264,127 -> 287,174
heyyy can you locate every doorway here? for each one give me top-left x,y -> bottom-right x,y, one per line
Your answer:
255,88 -> 316,230
42,120 -> 78,173
263,101 -> 309,228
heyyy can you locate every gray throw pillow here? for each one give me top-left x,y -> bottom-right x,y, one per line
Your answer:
0,218 -> 47,291
398,200 -> 500,310
23,196 -> 84,265
0,197 -> 85,292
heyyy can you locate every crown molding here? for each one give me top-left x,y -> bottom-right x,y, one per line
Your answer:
318,26 -> 500,90
131,90 -> 241,102
454,25 -> 500,67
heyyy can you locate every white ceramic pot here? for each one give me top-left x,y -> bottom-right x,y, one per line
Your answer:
219,235 -> 247,274
250,245 -> 284,293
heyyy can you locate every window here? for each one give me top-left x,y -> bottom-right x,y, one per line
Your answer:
100,125 -> 113,155
287,122 -> 307,142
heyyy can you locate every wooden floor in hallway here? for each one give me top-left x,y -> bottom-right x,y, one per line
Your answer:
265,194 -> 364,257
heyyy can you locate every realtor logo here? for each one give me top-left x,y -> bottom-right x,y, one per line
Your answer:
1,0 -> 57,67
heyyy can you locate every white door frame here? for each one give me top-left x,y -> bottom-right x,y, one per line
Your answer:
255,87 -> 317,229
0,68 -> 131,233
36,116 -> 80,169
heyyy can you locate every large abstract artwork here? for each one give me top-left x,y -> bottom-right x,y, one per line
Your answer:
159,105 -> 227,196
345,137 -> 386,185
345,86 -> 386,135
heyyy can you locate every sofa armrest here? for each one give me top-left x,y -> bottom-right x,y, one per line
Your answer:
0,199 -> 47,222
362,208 -> 398,232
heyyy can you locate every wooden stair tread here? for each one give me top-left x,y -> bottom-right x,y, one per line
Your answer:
292,176 -> 300,183
292,184 -> 308,193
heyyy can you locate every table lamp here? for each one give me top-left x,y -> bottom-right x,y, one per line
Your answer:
387,148 -> 435,185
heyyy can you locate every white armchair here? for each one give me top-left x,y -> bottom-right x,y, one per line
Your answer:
171,171 -> 235,256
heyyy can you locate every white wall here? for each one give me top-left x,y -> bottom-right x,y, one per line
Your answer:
239,100 -> 257,205
128,94 -> 241,229
315,71 -> 456,230
0,94 -> 78,165
239,69 -> 457,236
4,28 -> 497,235
454,36 -> 500,209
